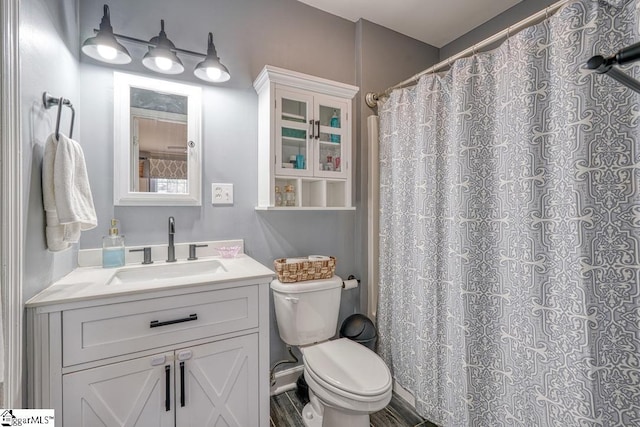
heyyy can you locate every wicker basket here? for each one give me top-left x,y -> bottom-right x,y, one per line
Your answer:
274,256 -> 336,283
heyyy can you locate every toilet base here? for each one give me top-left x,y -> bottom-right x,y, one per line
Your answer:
302,391 -> 370,427
302,402 -> 322,427
302,402 -> 371,427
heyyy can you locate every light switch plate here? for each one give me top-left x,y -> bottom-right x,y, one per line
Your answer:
212,183 -> 233,205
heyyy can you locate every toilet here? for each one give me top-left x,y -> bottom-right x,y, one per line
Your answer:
271,276 -> 392,427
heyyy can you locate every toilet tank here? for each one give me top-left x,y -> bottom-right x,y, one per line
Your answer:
270,276 -> 343,346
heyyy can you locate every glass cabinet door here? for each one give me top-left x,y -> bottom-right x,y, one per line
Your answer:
314,95 -> 348,179
276,89 -> 314,177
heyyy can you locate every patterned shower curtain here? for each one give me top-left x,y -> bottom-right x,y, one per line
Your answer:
377,0 -> 640,426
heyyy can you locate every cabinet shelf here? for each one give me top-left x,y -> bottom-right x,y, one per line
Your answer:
282,121 -> 308,131
255,206 -> 356,211
282,136 -> 307,146
282,112 -> 305,122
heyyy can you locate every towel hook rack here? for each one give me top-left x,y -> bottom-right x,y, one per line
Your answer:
42,92 -> 75,139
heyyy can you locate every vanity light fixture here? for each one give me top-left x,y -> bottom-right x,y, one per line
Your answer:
194,33 -> 231,83
82,4 -> 231,83
141,20 -> 184,75
81,5 -> 131,65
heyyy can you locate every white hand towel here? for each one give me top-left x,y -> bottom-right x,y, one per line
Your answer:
42,133 -> 97,251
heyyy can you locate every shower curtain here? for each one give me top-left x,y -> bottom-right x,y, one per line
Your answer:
377,0 -> 640,426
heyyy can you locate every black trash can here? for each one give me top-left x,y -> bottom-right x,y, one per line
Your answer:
296,373 -> 309,402
339,313 -> 378,350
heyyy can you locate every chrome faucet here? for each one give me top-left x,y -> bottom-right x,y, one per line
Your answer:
167,216 -> 176,262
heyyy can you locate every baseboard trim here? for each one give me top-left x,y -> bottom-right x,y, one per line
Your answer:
270,365 -> 304,396
393,380 -> 416,408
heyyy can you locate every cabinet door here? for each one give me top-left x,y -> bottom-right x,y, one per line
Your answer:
63,352 -> 175,427
175,334 -> 259,427
313,95 -> 349,179
275,88 -> 314,177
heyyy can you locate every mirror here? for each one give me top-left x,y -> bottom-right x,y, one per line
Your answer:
113,72 -> 202,205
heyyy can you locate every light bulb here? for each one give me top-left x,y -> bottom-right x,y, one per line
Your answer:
154,56 -> 173,71
206,67 -> 222,81
97,45 -> 117,60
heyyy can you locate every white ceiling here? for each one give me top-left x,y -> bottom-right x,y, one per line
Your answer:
297,0 -> 522,48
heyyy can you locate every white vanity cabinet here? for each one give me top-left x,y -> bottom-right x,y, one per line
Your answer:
27,277 -> 271,427
254,65 -> 359,210
63,335 -> 258,426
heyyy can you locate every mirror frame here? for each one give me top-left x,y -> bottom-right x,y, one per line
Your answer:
113,72 -> 202,206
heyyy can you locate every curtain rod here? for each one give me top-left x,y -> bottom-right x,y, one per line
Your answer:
365,0 -> 572,108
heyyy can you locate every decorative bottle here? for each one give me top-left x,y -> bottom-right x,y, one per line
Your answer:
102,219 -> 125,268
275,186 -> 283,207
330,110 -> 340,143
285,184 -> 296,207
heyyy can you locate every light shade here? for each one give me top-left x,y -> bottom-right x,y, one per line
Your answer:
142,20 -> 184,75
81,5 -> 131,65
194,33 -> 230,83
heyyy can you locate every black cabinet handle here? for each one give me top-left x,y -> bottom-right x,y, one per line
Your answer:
180,361 -> 186,407
315,120 -> 320,139
309,119 -> 314,139
150,314 -> 198,328
165,365 -> 171,412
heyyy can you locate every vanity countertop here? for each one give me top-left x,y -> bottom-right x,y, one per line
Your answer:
26,252 -> 275,308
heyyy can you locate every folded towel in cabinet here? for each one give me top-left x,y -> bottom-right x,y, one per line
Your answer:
42,133 -> 97,251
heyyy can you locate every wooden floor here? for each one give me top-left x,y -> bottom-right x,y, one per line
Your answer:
270,388 -> 437,427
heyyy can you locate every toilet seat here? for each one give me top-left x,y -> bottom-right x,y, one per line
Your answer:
302,338 -> 392,400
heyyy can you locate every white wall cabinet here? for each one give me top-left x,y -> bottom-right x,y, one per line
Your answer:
28,281 -> 270,427
254,65 -> 359,210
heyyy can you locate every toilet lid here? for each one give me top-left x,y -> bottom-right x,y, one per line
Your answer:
303,338 -> 391,397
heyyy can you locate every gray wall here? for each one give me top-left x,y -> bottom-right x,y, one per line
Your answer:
76,0 -> 436,369
18,0 -> 438,375
440,0 -> 558,60
21,0 -> 80,302
79,0 -> 358,372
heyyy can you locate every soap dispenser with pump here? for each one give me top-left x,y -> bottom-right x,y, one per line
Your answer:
102,218 -> 125,268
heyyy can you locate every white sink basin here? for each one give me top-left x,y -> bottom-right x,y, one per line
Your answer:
107,259 -> 227,286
